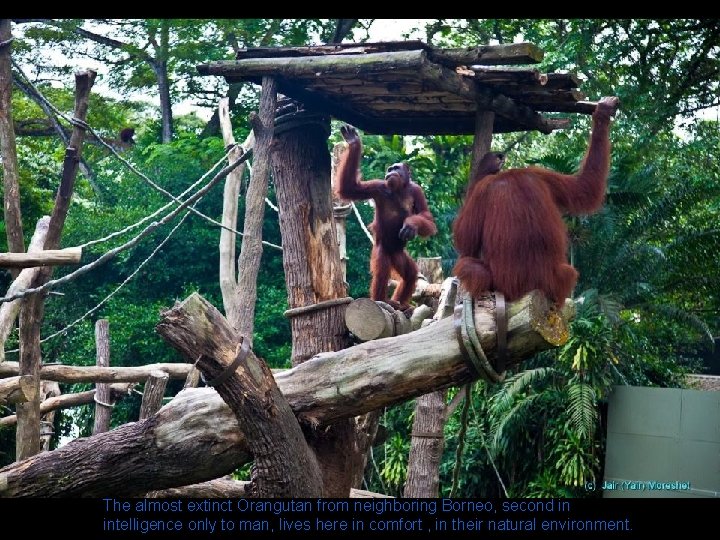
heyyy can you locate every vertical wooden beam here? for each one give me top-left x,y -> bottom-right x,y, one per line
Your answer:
331,142 -> 352,282
16,70 -> 95,461
39,381 -> 59,451
139,371 -> 169,421
270,109 -> 356,496
469,110 -> 495,181
231,76 -> 277,346
0,19 -> 25,269
92,319 -> 111,435
404,258 -> 447,498
183,366 -> 202,389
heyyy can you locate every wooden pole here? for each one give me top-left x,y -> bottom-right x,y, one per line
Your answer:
16,70 -> 95,460
138,370 -> 169,421
469,110 -> 496,181
0,19 -> 25,270
270,109 -> 358,496
92,319 -> 111,434
0,362 -> 192,382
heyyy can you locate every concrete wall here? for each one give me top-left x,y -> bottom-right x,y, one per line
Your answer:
603,385 -> 719,498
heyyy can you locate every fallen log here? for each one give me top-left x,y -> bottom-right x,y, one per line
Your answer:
0,290 -> 572,497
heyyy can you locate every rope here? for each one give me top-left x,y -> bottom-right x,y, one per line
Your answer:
450,383 -> 472,497
202,338 -> 251,388
351,202 -> 374,244
283,297 -> 353,318
93,394 -> 115,408
453,293 -> 505,383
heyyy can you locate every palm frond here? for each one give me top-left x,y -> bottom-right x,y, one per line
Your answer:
567,382 -> 597,439
489,367 -> 556,416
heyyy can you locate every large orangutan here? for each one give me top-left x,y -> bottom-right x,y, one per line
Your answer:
336,125 -> 437,310
453,96 -> 620,307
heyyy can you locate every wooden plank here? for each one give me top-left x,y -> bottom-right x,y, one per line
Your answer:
466,66 -> 545,85
429,42 -> 544,66
418,60 -> 554,134
545,72 -> 582,89
235,41 -> 428,59
197,50 -> 427,80
533,101 -> 596,114
492,88 -> 586,103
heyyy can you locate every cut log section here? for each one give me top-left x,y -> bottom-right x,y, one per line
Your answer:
0,375 -> 36,405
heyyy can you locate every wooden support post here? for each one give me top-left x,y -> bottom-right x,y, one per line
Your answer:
469,110 -> 496,181
270,107 -> 358,496
405,258 -> 448,498
92,319 -> 111,434
39,381 -> 60,451
138,370 -> 169,421
183,366 -> 202,389
16,69 -> 95,461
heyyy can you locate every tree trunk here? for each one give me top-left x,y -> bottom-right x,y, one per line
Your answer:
270,111 -> 358,496
404,257 -> 448,498
153,58 -> 173,143
218,98 -> 254,330
92,319 -> 112,434
0,19 -> 25,265
469,110 -> 496,181
0,217 -> 49,362
0,291 -> 572,497
157,293 -> 322,497
16,70 -> 95,460
231,77 -> 277,344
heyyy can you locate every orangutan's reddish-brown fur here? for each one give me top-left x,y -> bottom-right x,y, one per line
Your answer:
453,97 -> 619,306
336,125 -> 437,310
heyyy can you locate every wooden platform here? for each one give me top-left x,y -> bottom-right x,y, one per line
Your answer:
197,41 -> 594,135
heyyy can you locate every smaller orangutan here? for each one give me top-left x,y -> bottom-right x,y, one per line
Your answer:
336,125 -> 437,310
453,96 -> 620,307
